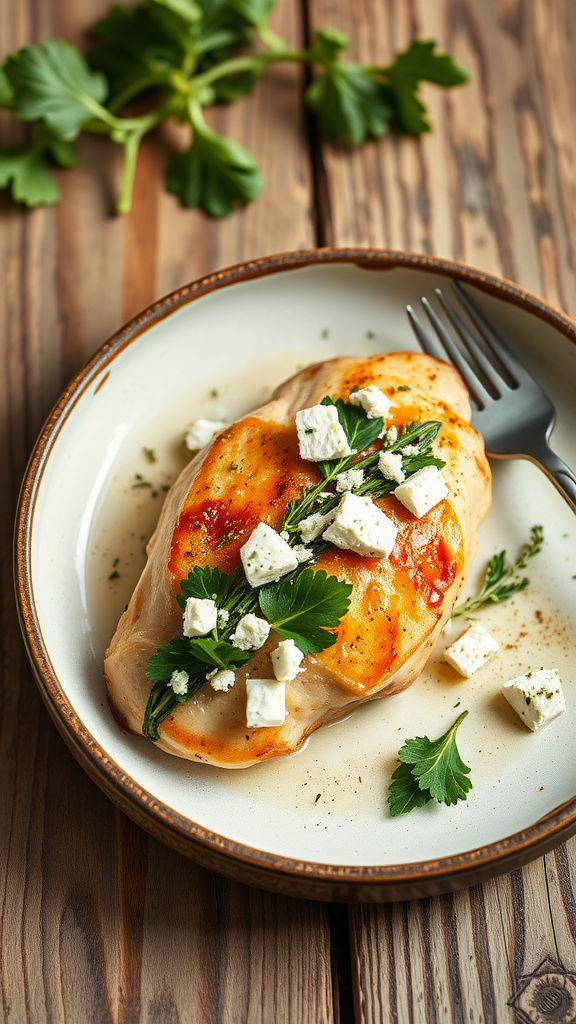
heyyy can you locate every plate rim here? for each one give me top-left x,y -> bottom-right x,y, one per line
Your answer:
15,246 -> 576,902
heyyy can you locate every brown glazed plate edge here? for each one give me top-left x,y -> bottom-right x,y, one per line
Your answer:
14,247 -> 576,902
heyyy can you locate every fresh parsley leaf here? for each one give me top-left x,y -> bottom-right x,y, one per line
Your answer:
166,123 -> 264,216
320,396 -> 383,453
89,2 -> 194,109
388,711 -> 471,816
259,568 -> 353,655
151,0 -> 203,25
387,761 -> 432,816
146,633 -> 199,679
0,67 -> 14,107
188,637 -> 252,669
177,564 -> 233,609
380,39 -> 470,135
0,144 -> 60,206
227,0 -> 276,28
452,524 -> 544,618
5,39 -> 108,140
307,30 -> 391,145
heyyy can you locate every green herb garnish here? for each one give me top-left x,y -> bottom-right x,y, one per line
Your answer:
452,525 -> 544,618
388,711 -> 471,816
0,4 -> 469,213
142,393 -> 446,741
143,447 -> 157,463
259,569 -> 352,655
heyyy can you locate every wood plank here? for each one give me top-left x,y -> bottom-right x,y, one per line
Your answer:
304,1 -> 576,1020
0,2 -> 331,1022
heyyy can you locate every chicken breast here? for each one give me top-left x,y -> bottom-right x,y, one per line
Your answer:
105,352 -> 491,767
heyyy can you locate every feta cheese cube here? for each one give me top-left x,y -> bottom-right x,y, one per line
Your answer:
183,596 -> 218,637
169,670 -> 189,695
322,492 -> 398,558
349,385 -> 391,419
246,678 -> 286,728
336,468 -> 365,492
394,465 -> 449,518
185,418 -> 226,451
382,425 -> 398,445
299,508 -> 336,543
240,522 -> 298,588
231,613 -> 270,651
293,544 -> 313,563
378,450 -> 405,484
271,639 -> 305,681
502,669 -> 566,731
295,405 -> 352,461
209,669 -> 235,692
443,623 -> 499,677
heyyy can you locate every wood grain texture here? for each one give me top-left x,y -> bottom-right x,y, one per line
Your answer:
306,0 -> 576,1019
3,0 -> 576,1021
0,3 -> 331,1023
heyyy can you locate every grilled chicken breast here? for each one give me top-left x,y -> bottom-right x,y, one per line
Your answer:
105,352 -> 491,767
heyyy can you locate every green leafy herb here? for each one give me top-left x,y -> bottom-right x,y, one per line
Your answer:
376,39 -> 471,135
177,564 -> 233,609
452,525 -> 544,618
132,473 -> 152,489
187,637 -> 252,669
143,447 -> 157,462
109,569 -> 120,580
165,108 -> 264,216
307,29 -> 391,145
259,568 -> 352,655
388,711 -> 471,816
321,395 -> 383,455
0,3 -> 469,213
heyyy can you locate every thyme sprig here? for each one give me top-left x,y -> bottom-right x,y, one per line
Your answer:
452,524 -> 544,618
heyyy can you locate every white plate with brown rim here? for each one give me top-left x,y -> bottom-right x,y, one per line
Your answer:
15,249 -> 576,902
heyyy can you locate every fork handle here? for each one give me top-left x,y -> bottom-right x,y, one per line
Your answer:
528,442 -> 576,513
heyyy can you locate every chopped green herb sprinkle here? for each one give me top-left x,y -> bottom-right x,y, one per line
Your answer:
143,447 -> 157,463
210,388 -> 219,398
109,570 -> 120,580
217,532 -> 235,549
314,793 -> 322,805
396,385 -> 411,392
113,557 -> 120,567
366,330 -> 375,339
321,328 -> 329,339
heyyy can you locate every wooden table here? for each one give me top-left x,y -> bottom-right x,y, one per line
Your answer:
2,1 -> 576,1019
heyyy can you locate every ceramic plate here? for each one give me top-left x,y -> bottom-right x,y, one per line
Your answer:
16,250 -> 576,902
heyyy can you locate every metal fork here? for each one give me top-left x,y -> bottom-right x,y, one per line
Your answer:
406,281 -> 576,511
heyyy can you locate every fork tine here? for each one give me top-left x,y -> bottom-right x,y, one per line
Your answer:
406,305 -> 444,359
421,298 -> 491,405
452,281 -> 520,384
435,288 -> 510,394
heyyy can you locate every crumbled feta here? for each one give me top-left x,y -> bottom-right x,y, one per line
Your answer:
299,508 -> 336,543
246,678 -> 286,728
185,418 -> 226,451
183,596 -> 218,637
217,608 -> 230,627
378,450 -> 405,484
443,623 -> 499,677
383,425 -> 398,445
394,465 -> 449,518
271,639 -> 305,681
280,530 -> 289,541
502,669 -> 566,731
170,670 -> 189,695
295,405 -> 352,462
209,669 -> 236,692
349,385 -> 391,419
240,522 -> 298,588
322,492 -> 398,558
336,468 -> 365,492
231,613 -> 270,651
293,544 -> 313,563
401,444 -> 419,456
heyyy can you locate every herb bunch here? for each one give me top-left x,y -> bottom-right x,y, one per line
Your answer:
0,0 -> 470,215
143,396 -> 445,740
